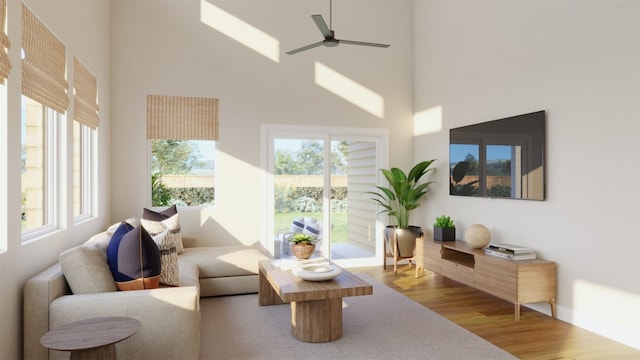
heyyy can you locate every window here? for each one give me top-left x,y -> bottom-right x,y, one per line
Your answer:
21,96 -> 62,237
72,121 -> 95,219
265,125 -> 388,268
72,57 -> 99,220
21,4 -> 69,240
0,86 -> 4,252
150,139 -> 215,206
147,95 -> 218,207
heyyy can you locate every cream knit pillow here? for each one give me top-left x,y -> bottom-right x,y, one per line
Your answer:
58,242 -> 117,294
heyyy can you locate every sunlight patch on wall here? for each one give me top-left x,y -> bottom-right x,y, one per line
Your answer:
197,149 -> 265,247
414,105 -> 442,136
314,62 -> 384,118
200,0 -> 280,63
573,279 -> 640,349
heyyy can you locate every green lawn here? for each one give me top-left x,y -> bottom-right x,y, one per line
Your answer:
274,211 -> 347,243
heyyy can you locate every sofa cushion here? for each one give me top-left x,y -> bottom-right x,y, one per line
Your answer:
107,222 -> 162,291
143,205 -> 184,254
291,217 -> 305,233
179,246 -> 269,278
303,221 -> 322,238
142,220 -> 180,286
58,239 -> 118,294
177,260 -> 200,289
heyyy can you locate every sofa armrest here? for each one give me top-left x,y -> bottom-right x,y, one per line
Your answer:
47,286 -> 200,360
23,263 -> 70,360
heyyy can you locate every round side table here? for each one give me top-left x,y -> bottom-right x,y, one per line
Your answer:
40,316 -> 141,360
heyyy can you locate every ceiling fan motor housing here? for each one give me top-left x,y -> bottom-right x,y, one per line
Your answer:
324,39 -> 339,47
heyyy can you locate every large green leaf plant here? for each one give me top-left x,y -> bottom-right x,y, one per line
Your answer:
369,160 -> 436,229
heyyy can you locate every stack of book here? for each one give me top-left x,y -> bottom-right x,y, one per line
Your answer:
484,243 -> 536,260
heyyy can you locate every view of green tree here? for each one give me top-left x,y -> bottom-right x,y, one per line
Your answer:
296,140 -> 324,174
331,141 -> 347,174
274,140 -> 348,175
455,152 -> 511,176
273,140 -> 353,242
151,172 -> 172,206
151,140 -> 205,175
274,149 -> 301,175
150,140 -> 213,206
487,160 -> 511,176
464,153 -> 479,175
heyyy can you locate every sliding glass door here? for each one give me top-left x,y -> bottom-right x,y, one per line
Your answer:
272,138 -> 326,260
265,126 -> 386,268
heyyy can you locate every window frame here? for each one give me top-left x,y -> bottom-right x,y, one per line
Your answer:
261,124 -> 389,267
21,96 -> 63,242
148,139 -> 216,208
72,120 -> 96,223
0,81 -> 6,252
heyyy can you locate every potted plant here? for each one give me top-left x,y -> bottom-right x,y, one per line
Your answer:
433,214 -> 455,241
287,233 -> 318,259
369,160 -> 436,258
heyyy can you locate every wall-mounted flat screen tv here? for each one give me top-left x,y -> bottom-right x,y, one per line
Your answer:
449,110 -> 545,200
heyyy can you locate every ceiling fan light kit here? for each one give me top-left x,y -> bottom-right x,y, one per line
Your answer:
286,1 -> 390,55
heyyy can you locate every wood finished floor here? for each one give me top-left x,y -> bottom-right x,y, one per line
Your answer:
357,264 -> 640,360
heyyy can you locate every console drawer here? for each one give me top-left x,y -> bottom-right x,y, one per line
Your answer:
442,259 -> 474,287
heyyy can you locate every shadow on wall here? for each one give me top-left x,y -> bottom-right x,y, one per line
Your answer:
178,207 -> 265,252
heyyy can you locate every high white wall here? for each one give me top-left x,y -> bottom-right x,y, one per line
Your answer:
413,0 -> 640,349
110,0 -> 415,247
4,1 -> 636,358
0,0 -> 111,358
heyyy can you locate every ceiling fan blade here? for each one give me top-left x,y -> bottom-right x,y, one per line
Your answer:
286,40 -> 325,55
312,14 -> 333,38
339,39 -> 390,48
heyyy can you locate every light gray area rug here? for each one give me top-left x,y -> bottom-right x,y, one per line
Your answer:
200,274 -> 516,359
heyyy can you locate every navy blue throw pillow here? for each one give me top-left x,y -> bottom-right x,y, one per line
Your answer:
107,221 -> 161,291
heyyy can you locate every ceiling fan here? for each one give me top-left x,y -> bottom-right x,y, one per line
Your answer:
286,0 -> 390,55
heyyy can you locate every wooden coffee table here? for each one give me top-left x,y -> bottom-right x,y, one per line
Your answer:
40,316 -> 140,359
258,259 -> 372,343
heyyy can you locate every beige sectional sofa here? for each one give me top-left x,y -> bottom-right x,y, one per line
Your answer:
23,223 -> 270,360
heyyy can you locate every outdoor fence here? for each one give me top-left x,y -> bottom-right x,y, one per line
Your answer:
160,175 -> 348,188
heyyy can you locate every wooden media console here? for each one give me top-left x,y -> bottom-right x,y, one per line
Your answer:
416,239 -> 557,322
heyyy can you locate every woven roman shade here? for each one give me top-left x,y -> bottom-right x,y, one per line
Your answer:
73,57 -> 99,129
147,95 -> 219,140
22,4 -> 69,114
0,0 -> 10,83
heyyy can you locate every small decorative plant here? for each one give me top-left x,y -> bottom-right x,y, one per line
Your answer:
433,215 -> 456,241
433,215 -> 455,228
288,233 -> 317,245
288,233 -> 317,259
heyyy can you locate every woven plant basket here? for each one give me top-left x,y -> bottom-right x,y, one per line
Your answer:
291,243 -> 315,259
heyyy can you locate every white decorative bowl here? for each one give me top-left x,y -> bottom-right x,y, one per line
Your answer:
292,266 -> 342,281
464,224 -> 491,248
